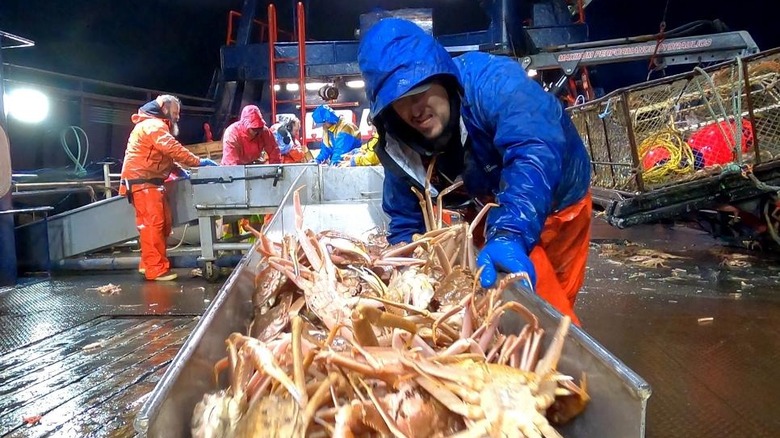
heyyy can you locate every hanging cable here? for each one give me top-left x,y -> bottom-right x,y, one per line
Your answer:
648,0 -> 673,74
60,126 -> 90,177
168,224 -> 190,251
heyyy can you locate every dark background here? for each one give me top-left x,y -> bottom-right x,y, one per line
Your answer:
2,0 -> 778,97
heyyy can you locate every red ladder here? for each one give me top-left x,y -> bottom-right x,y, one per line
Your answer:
225,10 -> 267,46
268,2 -> 307,142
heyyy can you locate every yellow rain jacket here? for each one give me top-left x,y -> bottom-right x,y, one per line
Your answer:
351,132 -> 380,166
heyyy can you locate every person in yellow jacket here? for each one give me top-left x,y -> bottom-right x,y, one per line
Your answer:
340,124 -> 380,167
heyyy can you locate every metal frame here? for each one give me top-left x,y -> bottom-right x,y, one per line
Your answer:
3,63 -> 213,109
39,180 -> 196,262
572,47 -> 780,227
190,164 -> 385,277
0,31 -> 34,50
19,165 -> 383,280
521,31 -> 759,75
135,167 -> 651,437
268,1 -> 307,139
596,160 -> 780,228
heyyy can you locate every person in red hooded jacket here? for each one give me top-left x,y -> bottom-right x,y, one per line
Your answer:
221,105 -> 281,165
120,95 -> 218,281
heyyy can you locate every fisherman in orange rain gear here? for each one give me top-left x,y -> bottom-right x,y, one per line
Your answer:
120,95 -> 218,281
221,105 -> 281,165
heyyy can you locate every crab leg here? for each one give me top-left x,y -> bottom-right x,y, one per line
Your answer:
381,237 -> 432,258
352,266 -> 387,296
293,185 -> 305,230
422,227 -> 457,241
360,379 -> 410,438
291,316 -> 308,406
304,229 -> 326,269
432,292 -> 473,344
303,322 -> 343,373
351,303 -> 419,347
498,334 -> 517,365
246,373 -> 273,407
440,337 -> 486,357
523,328 -> 545,372
448,245 -> 462,269
297,372 -> 342,436
267,256 -> 311,290
436,180 -> 464,229
433,242 -> 452,275
411,186 -> 433,232
245,222 -> 281,258
508,325 -> 531,369
535,316 -> 571,375
488,275 -> 541,329
321,236 -> 372,264
317,350 -> 405,384
241,337 -> 304,406
374,257 -> 427,267
366,295 -> 432,318
213,356 -> 229,387
476,310 -> 504,353
464,202 -> 498,270
485,333 -> 506,362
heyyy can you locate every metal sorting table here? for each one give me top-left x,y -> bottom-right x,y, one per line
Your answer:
136,167 -> 651,437
20,165 -> 382,281
190,164 -> 385,279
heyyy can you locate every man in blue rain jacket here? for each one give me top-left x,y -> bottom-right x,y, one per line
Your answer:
358,19 -> 592,323
312,105 -> 361,164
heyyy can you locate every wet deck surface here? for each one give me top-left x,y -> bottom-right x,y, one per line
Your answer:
0,317 -> 195,438
580,221 -> 780,438
0,220 -> 778,437
0,273 -> 221,437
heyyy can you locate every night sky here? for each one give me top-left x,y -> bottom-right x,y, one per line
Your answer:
2,0 -> 779,96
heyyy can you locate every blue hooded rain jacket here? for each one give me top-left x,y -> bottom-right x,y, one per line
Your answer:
312,105 -> 362,164
358,19 -> 591,250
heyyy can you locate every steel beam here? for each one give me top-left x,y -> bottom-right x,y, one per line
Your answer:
521,31 -> 760,75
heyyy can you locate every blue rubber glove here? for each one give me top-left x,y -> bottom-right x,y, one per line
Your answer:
477,234 -> 536,290
171,167 -> 191,180
199,158 -> 219,167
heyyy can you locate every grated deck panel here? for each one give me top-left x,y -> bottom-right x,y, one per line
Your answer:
0,316 -> 196,438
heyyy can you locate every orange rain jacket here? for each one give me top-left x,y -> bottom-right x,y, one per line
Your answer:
120,110 -> 200,194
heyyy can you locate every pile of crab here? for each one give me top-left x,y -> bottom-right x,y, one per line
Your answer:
192,162 -> 589,438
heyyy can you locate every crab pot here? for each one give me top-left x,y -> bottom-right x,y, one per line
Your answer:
570,48 -> 780,227
134,165 -> 651,437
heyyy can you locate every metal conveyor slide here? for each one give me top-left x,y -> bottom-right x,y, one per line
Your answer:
42,180 -> 197,261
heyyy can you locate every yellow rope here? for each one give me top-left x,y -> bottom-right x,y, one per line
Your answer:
638,129 -> 696,184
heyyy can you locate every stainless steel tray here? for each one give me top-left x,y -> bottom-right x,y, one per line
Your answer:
135,166 -> 651,437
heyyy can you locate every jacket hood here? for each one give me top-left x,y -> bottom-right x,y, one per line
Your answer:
358,18 -> 460,117
240,105 -> 266,130
131,100 -> 167,124
312,105 -> 340,125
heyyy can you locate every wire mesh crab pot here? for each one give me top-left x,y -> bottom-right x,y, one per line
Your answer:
569,48 -> 780,226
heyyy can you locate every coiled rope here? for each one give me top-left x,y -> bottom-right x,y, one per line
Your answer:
638,128 -> 695,184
